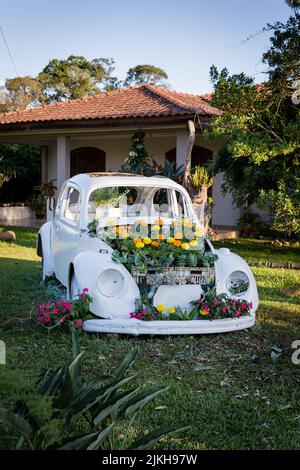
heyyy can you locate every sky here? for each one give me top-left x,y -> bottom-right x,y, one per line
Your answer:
0,0 -> 292,94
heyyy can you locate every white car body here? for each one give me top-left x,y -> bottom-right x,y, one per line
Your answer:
37,173 -> 259,335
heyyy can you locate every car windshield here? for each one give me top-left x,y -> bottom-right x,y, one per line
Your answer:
88,185 -> 193,224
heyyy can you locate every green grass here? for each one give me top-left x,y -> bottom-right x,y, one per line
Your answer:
0,227 -> 300,449
214,237 -> 300,264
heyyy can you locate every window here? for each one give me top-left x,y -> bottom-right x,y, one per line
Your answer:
88,186 -> 140,220
64,187 -> 81,222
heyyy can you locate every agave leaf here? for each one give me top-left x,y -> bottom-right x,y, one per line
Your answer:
128,425 -> 191,450
68,351 -> 84,394
93,386 -> 142,426
115,349 -> 138,381
67,375 -> 135,423
38,367 -> 64,396
55,365 -> 74,410
86,422 -> 116,450
71,332 -> 82,391
0,408 -> 33,441
58,431 -> 99,450
117,385 -> 169,419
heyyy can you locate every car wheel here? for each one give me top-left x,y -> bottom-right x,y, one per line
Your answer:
70,273 -> 80,300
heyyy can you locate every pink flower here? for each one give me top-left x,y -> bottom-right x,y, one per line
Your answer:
44,316 -> 51,323
76,320 -> 83,327
203,305 -> 210,312
83,288 -> 89,293
136,313 -> 142,319
53,308 -> 59,315
249,302 -> 253,309
80,294 -> 86,299
241,303 -> 247,310
236,310 -> 241,317
222,306 -> 227,313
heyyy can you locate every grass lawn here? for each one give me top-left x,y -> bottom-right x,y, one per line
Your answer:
0,227 -> 300,450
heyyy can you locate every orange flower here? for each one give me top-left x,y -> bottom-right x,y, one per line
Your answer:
157,233 -> 165,240
173,240 -> 182,247
174,232 -> 183,240
137,219 -> 148,227
113,226 -> 120,233
183,219 -> 193,228
151,241 -> 159,247
133,237 -> 142,244
154,218 -> 164,226
171,220 -> 178,227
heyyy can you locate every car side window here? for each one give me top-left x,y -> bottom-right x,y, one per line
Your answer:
64,187 -> 81,223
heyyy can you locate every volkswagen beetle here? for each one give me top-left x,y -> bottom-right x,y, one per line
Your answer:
37,173 -> 258,335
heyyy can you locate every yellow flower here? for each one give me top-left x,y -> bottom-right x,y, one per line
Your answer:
152,225 -> 160,231
167,237 -> 175,244
189,239 -> 198,247
135,242 -> 145,248
183,219 -> 193,228
107,219 -> 116,226
181,242 -> 190,250
195,228 -> 203,237
200,309 -> 209,316
143,237 -> 152,245
168,307 -> 176,314
156,304 -> 166,313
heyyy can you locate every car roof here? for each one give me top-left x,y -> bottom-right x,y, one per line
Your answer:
68,172 -> 186,193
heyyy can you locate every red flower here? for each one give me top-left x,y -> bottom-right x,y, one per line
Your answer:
249,302 -> 253,309
236,310 -> 241,317
136,313 -> 142,319
222,306 -> 227,313
83,288 -> 89,293
80,294 -> 86,299
241,303 -> 247,310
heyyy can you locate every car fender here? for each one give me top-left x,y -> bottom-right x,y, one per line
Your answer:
214,248 -> 259,312
37,221 -> 54,277
72,251 -> 140,319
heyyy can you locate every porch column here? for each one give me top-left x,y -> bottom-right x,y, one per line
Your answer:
41,145 -> 48,184
56,136 -> 70,191
176,129 -> 189,169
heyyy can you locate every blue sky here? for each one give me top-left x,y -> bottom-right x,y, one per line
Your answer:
0,0 -> 292,94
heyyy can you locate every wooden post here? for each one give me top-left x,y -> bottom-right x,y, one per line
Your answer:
183,120 -> 195,188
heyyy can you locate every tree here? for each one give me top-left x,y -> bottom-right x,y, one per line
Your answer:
0,76 -> 44,112
206,3 -> 300,237
39,55 -> 118,103
121,131 -> 151,174
124,64 -> 168,87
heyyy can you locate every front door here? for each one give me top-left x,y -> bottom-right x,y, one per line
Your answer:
53,184 -> 81,286
70,147 -> 106,176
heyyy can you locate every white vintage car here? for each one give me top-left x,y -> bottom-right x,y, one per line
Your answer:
37,173 -> 258,335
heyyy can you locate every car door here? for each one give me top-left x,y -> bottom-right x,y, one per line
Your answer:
53,183 -> 81,286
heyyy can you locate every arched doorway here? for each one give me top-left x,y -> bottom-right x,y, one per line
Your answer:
165,145 -> 213,168
70,147 -> 106,176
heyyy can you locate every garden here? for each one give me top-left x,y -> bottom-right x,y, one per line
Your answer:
0,226 -> 300,449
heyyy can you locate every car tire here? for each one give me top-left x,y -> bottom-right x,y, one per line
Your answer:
70,272 -> 80,300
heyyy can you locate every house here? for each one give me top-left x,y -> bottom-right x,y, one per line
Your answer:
0,84 -> 243,227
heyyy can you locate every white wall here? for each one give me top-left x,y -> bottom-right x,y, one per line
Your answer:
212,172 -> 243,227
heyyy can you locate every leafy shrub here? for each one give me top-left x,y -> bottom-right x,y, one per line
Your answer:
0,334 -> 188,450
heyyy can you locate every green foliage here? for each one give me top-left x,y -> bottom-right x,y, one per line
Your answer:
206,6 -> 300,237
0,144 -> 41,202
191,166 -> 213,189
124,64 -> 168,87
0,334 -> 188,450
121,131 -> 151,174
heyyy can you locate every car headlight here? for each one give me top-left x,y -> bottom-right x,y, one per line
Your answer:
226,271 -> 249,295
97,268 -> 125,297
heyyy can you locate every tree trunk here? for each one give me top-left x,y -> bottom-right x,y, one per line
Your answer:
183,120 -> 196,189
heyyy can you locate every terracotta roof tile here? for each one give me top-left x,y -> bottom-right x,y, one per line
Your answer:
0,84 -> 221,126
